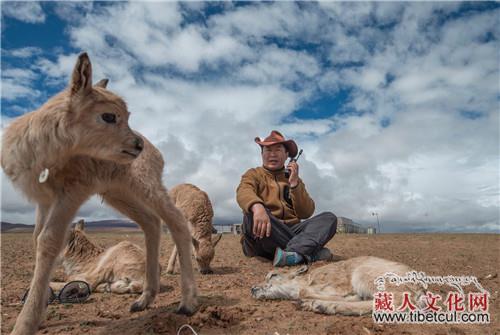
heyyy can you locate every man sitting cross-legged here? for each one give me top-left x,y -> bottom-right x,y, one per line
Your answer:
236,130 -> 337,267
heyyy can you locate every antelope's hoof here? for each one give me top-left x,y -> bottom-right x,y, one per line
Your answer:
296,299 -> 313,311
130,301 -> 147,313
176,305 -> 195,316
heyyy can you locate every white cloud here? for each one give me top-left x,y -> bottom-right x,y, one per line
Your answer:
1,67 -> 40,101
2,47 -> 42,58
238,46 -> 320,86
1,2 -> 46,23
53,2 -> 93,22
160,26 -> 253,72
208,2 -> 324,42
328,32 -> 369,65
280,119 -> 335,137
319,2 -> 374,28
345,67 -> 386,91
67,2 -> 237,71
2,68 -> 36,80
34,53 -> 80,86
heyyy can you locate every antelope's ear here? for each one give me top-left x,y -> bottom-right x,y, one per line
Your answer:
75,219 -> 85,231
94,78 -> 109,88
291,265 -> 309,278
70,52 -> 93,95
212,234 -> 222,247
265,270 -> 280,281
192,237 -> 200,250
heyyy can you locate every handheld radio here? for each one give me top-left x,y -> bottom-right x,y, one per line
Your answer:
284,149 -> 303,178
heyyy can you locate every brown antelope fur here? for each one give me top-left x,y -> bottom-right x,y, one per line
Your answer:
166,183 -> 222,275
1,53 -> 197,335
251,256 -> 425,316
52,219 -> 155,294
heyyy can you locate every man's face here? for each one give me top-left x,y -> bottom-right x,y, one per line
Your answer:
262,144 -> 288,170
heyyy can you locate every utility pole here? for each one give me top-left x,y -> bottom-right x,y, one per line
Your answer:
372,212 -> 381,234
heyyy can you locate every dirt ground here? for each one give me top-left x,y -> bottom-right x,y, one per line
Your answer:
1,232 -> 499,335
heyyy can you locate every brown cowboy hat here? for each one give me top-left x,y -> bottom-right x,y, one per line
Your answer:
254,130 -> 298,158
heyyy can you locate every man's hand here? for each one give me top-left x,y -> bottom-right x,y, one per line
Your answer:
251,203 -> 271,239
287,161 -> 299,188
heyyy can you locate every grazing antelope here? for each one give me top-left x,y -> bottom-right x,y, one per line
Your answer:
166,183 -> 222,275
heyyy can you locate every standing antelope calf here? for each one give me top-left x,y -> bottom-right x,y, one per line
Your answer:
251,256 -> 425,316
167,183 -> 222,275
1,52 -> 197,335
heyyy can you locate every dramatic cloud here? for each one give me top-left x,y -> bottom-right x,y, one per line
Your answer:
1,47 -> 42,58
1,2 -> 498,232
1,67 -> 40,101
1,2 -> 46,23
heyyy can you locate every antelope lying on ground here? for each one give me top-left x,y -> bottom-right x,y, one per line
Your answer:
52,219 -> 157,294
166,183 -> 222,275
1,52 -> 197,335
251,256 -> 425,315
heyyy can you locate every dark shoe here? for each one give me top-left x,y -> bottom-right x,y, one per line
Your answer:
311,247 -> 333,262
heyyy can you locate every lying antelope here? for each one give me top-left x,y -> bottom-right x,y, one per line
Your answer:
251,256 -> 425,315
52,219 -> 157,294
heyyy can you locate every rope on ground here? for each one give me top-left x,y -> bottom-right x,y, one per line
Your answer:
177,324 -> 199,335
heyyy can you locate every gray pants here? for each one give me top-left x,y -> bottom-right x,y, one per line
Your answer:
241,210 -> 337,261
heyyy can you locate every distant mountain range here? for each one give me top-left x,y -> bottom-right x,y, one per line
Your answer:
1,222 -> 35,232
1,219 -> 238,233
1,220 -> 139,232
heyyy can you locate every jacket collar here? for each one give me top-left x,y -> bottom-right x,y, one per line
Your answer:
261,166 -> 286,177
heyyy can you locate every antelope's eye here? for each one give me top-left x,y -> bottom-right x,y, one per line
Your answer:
101,113 -> 116,123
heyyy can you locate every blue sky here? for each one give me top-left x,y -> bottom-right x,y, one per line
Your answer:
1,2 -> 499,232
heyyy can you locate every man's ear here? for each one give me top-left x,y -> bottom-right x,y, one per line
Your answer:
75,219 -> 85,231
94,78 -> 109,89
70,52 -> 93,96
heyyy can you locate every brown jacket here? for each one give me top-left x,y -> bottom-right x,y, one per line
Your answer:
236,167 -> 315,225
